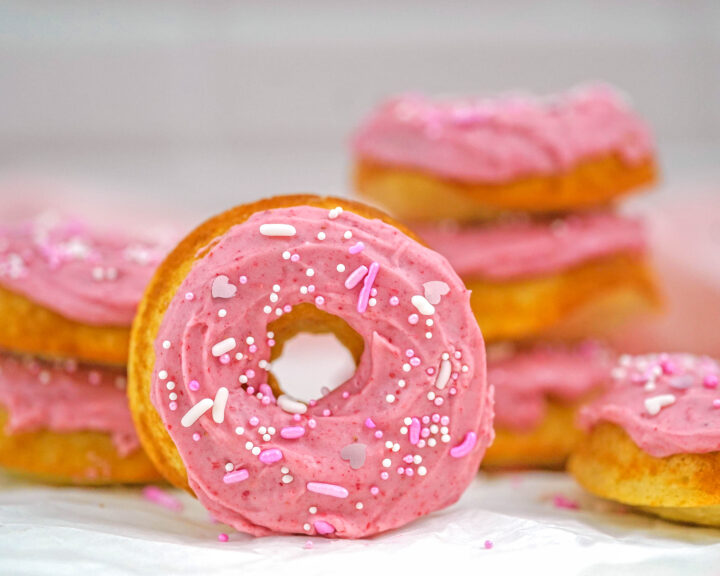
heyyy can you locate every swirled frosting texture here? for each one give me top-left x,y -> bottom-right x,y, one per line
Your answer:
489,342 -> 614,430
415,212 -> 647,280
352,85 -> 654,183
0,353 -> 139,455
151,205 -> 492,538
579,354 -> 720,458
0,213 -> 170,326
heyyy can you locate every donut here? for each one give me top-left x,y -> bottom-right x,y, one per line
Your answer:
352,84 -> 656,222
569,353 -> 720,526
0,352 -> 159,484
0,213 -> 170,365
129,195 -> 493,538
482,341 -> 613,469
413,212 -> 660,342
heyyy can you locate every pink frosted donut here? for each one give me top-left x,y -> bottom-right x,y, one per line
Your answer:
129,196 -> 493,538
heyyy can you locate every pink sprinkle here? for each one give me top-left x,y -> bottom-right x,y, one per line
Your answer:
280,426 -> 305,439
314,520 -> 336,535
169,402 -> 177,411
246,369 -> 255,378
345,265 -> 368,289
660,359 -> 677,375
421,428 -> 430,438
283,304 -> 292,313
409,418 -> 421,445
357,262 -> 380,313
315,296 -> 325,306
249,345 -> 257,353
370,486 -> 380,495
422,416 -> 430,424
307,482 -> 349,499
713,399 -> 720,409
364,418 -> 376,429
426,368 -> 435,376
553,495 -> 580,510
410,357 -> 421,367
408,314 -> 419,325
218,533 -> 229,543
259,383 -> 276,403
192,433 -> 201,441
261,396 -> 271,405
307,285 -> 315,293
249,416 -> 259,426
450,431 -> 477,458
259,449 -> 283,464
293,413 -> 302,422
189,380 -> 200,391
441,416 -> 450,425
374,430 -> 383,439
349,241 -> 365,254
449,387 -> 457,396
342,391 -> 350,399
303,541 -> 313,550
484,540 -> 493,550
239,275 -> 247,284
291,254 -> 300,262
268,339 -> 276,347
142,486 -> 183,511
434,397 -> 444,406
380,472 -> 389,480
704,374 -> 719,389
219,354 -> 230,365
432,414 -> 440,423
185,292 -> 194,301
308,418 -> 317,428
405,468 -> 414,476
370,288 -> 377,297
246,386 -> 255,395
397,467 -> 404,475
223,469 -> 249,484
322,409 -> 331,417
389,296 -> 399,306
88,371 -> 101,385
406,349 -> 415,357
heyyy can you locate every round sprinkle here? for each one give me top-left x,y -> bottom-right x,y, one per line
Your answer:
309,506 -> 317,514
166,381 -> 175,390
386,394 -> 396,403
306,268 -> 315,277
382,459 -> 391,468
158,370 -> 168,380
317,232 -> 326,240
337,264 -> 346,273
225,463 -> 234,472
343,231 -> 352,240
162,340 -> 171,349
282,251 -> 291,260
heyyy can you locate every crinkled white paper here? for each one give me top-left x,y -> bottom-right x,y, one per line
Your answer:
1,471 -> 718,576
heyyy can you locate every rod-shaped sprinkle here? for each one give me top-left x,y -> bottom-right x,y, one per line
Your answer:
450,431 -> 477,458
434,359 -> 452,390
345,265 -> 368,289
211,337 -> 236,357
223,469 -> 249,484
278,394 -> 308,414
280,426 -> 306,439
259,223 -> 297,237
181,398 -> 214,427
411,295 -> 435,316
357,262 -> 379,313
306,482 -> 349,498
212,387 -> 229,423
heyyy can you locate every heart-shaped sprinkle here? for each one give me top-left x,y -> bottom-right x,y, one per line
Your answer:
644,394 -> 676,416
423,281 -> 450,305
340,443 -> 367,470
212,275 -> 237,299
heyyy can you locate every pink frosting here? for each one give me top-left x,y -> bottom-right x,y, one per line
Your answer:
415,211 -> 647,280
151,205 -> 493,538
489,342 -> 614,431
0,213 -> 170,326
352,84 -> 654,183
579,354 -> 720,458
0,352 -> 140,455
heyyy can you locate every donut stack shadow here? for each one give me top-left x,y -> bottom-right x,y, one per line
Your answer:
351,84 -> 661,469
0,214 -> 164,484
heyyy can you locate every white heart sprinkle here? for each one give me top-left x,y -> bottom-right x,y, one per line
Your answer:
212,275 -> 237,299
423,281 -> 450,305
340,443 -> 367,470
644,394 -> 676,416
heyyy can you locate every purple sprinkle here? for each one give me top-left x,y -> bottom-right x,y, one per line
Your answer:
314,520 -> 335,535
357,262 -> 379,313
365,418 -> 376,429
189,380 -> 200,391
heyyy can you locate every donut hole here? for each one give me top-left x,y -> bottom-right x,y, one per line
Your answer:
267,303 -> 364,403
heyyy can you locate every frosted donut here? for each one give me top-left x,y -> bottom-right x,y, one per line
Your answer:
352,85 -> 656,222
129,195 -> 493,538
569,354 -> 720,526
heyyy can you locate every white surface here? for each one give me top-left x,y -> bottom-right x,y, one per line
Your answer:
1,471 -> 718,576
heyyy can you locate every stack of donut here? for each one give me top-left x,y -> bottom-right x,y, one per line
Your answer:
0,212 -> 165,483
352,84 -> 661,468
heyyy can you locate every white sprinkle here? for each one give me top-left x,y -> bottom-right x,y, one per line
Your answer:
461,365 -> 469,373
385,441 -> 393,449
317,232 -> 326,240
218,309 -> 227,318
645,394 -> 676,416
162,340 -> 171,349
181,398 -> 214,427
417,466 -> 427,476
252,447 -> 261,456
404,417 -> 412,425
343,231 -> 352,240
304,523 -> 311,531
413,455 -> 422,464
263,434 -> 271,441
306,268 -> 315,277
268,426 -> 276,435
300,286 -> 308,294
225,463 -> 234,472
166,381 -> 175,390
281,466 -> 289,474
369,298 -> 377,307
282,475 -> 294,484
235,427 -> 244,435
158,370 -> 168,380
239,375 -> 248,384
282,251 -> 291,260
270,293 -> 279,303
430,425 -> 439,434
278,394 -> 308,414
356,502 -> 363,510
245,441 -> 253,450
425,332 -> 433,339
434,359 -> 452,390
212,337 -> 236,357
428,438 -> 437,447
400,427 -> 408,435
337,264 -> 346,273
382,458 -> 391,468
259,426 -> 267,434
264,305 -> 272,313
426,319 -> 434,326
441,434 -> 451,443
246,337 -> 255,345
259,223 -> 296,237
212,387 -> 229,423
169,393 -> 177,401
398,379 -> 406,388
411,295 -> 435,316
386,394 -> 395,403
272,284 -> 281,292
427,391 -> 436,401
309,506 -> 317,514
328,207 -> 343,219
402,363 -> 411,372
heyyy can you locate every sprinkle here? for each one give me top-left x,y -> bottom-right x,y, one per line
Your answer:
162,340 -> 171,349
349,242 -> 365,254
386,394 -> 395,403
450,432 -> 477,458
218,533 -> 229,543
345,265 -> 368,289
713,399 -> 720,409
142,486 -> 183,511
211,338 -> 236,357
408,314 -> 419,325
409,418 -> 421,445
343,231 -> 353,240
357,262 -> 379,313
282,251 -> 291,259
307,482 -> 349,499
484,540 -> 493,550
411,295 -> 435,316
306,268 -> 315,277
336,264 -> 346,273
704,375 -> 719,389
259,449 -> 283,464
223,469 -> 249,484
280,426 -> 305,439
314,520 -> 336,535
645,394 -> 676,416
417,466 -> 427,476
212,387 -> 229,423
364,418 -> 376,429
328,207 -> 343,219
259,223 -> 296,237
317,232 -> 326,240
158,370 -> 168,380
553,495 -> 580,510
282,475 -> 294,484
278,394 -> 308,414
181,398 -> 214,427
211,275 -> 237,299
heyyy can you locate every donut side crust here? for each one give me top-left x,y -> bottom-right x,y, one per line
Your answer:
0,409 -> 160,484
482,400 -> 583,470
0,285 -> 129,365
128,195 -> 423,493
354,155 -> 657,222
467,254 -> 661,343
569,422 -> 720,510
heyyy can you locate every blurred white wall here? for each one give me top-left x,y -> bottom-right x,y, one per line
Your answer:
0,0 -> 718,219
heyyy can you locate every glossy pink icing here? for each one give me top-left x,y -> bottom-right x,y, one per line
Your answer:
151,205 -> 493,538
0,352 -> 140,455
352,84 -> 654,183
579,354 -> 720,457
0,213 -> 170,326
415,212 -> 647,280
489,342 -> 614,431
